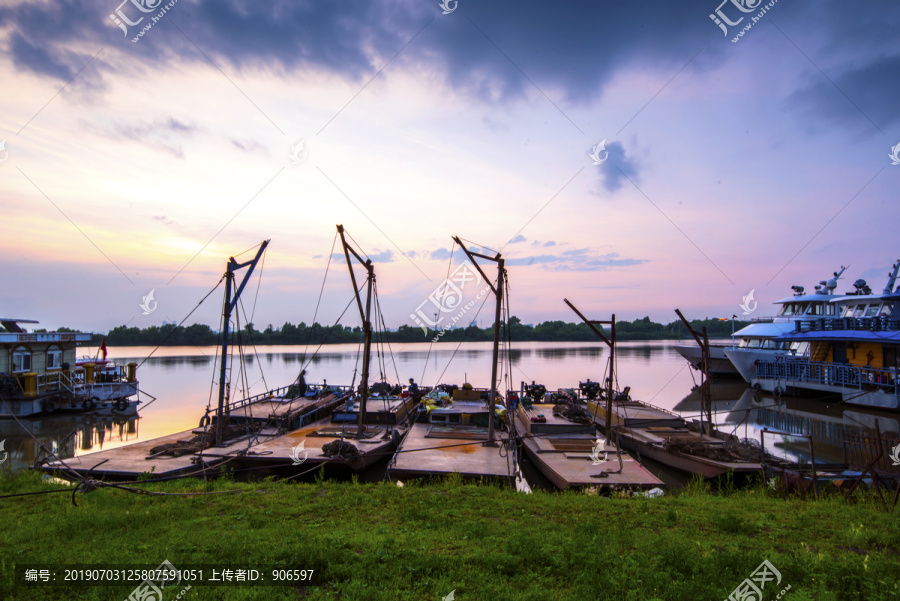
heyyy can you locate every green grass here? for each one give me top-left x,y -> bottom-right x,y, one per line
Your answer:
1,471 -> 898,600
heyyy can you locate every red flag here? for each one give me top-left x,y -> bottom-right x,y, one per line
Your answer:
100,338 -> 108,361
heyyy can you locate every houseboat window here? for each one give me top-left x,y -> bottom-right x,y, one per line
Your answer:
865,304 -> 880,317
795,303 -> 809,314
780,304 -> 795,316
879,304 -> 893,317
826,304 -> 835,316
12,347 -> 32,372
447,414 -> 461,424
852,304 -> 866,318
748,339 -> 761,348
841,304 -> 855,318
46,346 -> 63,370
761,340 -> 776,349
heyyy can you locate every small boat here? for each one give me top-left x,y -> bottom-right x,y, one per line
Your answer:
228,386 -> 418,476
388,386 -> 516,483
390,236 -> 520,484
562,299 -> 771,479
513,401 -> 664,491
586,392 -> 769,479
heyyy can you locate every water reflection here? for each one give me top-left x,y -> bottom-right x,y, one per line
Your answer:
0,414 -> 140,473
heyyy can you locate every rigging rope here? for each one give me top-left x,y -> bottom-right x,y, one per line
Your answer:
136,275 -> 225,370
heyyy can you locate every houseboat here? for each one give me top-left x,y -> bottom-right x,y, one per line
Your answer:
1,318 -> 139,417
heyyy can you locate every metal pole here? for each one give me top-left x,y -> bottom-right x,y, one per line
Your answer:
215,265 -> 234,447
486,259 -> 504,446
358,273 -> 374,438
607,314 -> 616,434
702,326 -> 712,436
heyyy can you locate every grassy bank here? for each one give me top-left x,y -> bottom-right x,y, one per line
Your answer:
1,471 -> 898,600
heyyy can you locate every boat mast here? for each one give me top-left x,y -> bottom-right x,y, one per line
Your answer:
563,299 -> 616,432
883,259 -> 900,295
675,309 -> 713,437
215,240 -> 270,446
337,225 -> 375,438
452,237 -> 503,446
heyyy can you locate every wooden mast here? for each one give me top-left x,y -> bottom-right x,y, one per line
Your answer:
675,309 -> 713,436
215,240 -> 270,447
452,237 -> 503,446
337,225 -> 375,438
563,299 -> 616,431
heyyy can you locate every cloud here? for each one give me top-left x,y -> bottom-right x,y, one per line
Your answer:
596,140 -> 639,194
368,249 -> 394,262
508,235 -> 526,244
3,0 -> 897,135
429,248 -> 452,261
505,249 -> 647,271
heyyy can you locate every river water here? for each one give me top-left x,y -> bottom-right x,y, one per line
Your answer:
3,340 -> 897,478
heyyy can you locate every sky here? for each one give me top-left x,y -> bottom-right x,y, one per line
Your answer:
1,0 -> 898,335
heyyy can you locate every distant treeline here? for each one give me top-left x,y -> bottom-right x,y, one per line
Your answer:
80,316 -> 748,347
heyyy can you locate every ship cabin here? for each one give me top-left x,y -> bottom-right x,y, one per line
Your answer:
0,318 -> 94,410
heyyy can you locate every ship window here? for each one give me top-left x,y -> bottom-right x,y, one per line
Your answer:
865,304 -> 880,317
12,346 -> 32,372
826,304 -> 835,316
782,304 -> 795,316
808,304 -> 824,315
761,340 -> 776,349
777,305 -> 788,316
841,305 -> 854,317
880,305 -> 893,317
748,339 -> 761,348
852,304 -> 866,318
46,346 -> 63,370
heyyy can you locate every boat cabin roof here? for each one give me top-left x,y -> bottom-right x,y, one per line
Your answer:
0,318 -> 40,333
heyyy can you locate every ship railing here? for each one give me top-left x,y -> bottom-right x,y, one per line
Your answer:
223,383 -> 354,413
34,370 -> 88,397
792,317 -> 900,333
755,360 -> 899,396
748,315 -> 778,323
